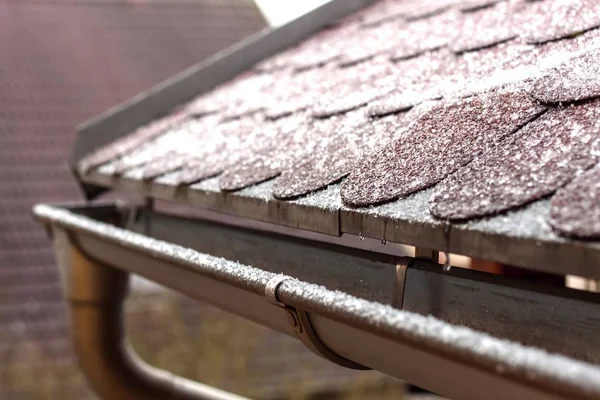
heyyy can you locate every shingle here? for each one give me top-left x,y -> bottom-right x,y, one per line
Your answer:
79,111 -> 189,173
549,165 -> 600,238
430,101 -> 600,220
366,85 -> 441,117
341,89 -> 546,206
450,2 -> 516,54
400,0 -> 457,22
530,48 -> 600,104
458,0 -> 504,13
519,0 -> 600,44
273,110 -> 420,199
139,114 -> 265,184
388,10 -> 459,61
255,23 -> 358,72
219,114 -> 340,191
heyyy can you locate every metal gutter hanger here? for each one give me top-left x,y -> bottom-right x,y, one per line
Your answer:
265,275 -> 370,370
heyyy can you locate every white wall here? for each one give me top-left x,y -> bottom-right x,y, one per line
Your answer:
254,0 -> 331,27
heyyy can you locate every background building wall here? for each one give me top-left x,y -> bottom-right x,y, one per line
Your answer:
0,1 -> 265,398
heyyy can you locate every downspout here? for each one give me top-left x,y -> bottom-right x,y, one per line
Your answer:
62,234 -> 247,400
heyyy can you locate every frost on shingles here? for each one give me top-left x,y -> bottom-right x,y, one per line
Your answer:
77,111 -> 188,174
254,22 -> 358,72
162,113 -> 277,185
358,0 -> 457,26
518,0 -> 600,44
388,11 -> 459,61
262,66 -> 339,119
370,41 -> 538,118
341,88 -> 546,207
311,58 -> 401,118
326,50 -> 456,119
367,85 -> 442,117
273,110 -> 418,199
118,113 -> 265,182
358,0 -> 412,27
430,101 -> 600,220
110,114 -> 230,176
457,0 -> 503,13
368,51 -> 459,116
450,2 -> 517,54
530,48 -> 600,104
337,21 -> 407,67
549,165 -> 600,239
184,71 -> 275,120
105,117 -> 215,176
218,113 -> 354,191
174,113 -> 309,186
452,41 -> 537,78
136,152 -> 189,181
401,0 -> 457,21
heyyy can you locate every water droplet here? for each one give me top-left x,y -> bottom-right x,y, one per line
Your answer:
442,251 -> 452,272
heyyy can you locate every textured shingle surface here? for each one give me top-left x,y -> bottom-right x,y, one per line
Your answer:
0,1 -> 266,398
79,0 -> 600,238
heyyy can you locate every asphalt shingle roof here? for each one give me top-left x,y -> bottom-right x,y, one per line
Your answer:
79,0 -> 600,240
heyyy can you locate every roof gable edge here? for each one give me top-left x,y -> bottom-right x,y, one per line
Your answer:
70,0 -> 378,199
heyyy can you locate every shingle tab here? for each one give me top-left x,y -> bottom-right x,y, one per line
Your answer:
430,101 -> 600,220
549,165 -> 600,238
450,2 -> 516,54
519,0 -> 600,44
272,109 -> 424,199
341,89 -> 545,206
531,48 -> 600,104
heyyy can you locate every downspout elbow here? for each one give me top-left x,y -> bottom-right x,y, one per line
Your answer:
65,238 -> 247,400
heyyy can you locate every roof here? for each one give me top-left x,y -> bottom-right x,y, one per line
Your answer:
77,0 -> 600,278
0,0 -> 265,397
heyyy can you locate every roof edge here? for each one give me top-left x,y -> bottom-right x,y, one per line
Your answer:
71,0 -> 377,199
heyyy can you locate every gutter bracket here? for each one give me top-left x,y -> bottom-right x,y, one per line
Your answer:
265,276 -> 371,371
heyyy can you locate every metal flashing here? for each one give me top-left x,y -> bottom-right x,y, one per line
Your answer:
80,171 -> 600,280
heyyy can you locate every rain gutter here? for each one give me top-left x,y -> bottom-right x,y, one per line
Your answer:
34,203 -> 600,400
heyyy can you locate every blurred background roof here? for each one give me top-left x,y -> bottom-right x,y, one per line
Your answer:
0,0 -> 265,397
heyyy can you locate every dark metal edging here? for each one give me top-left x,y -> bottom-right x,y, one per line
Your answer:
81,171 -> 600,280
